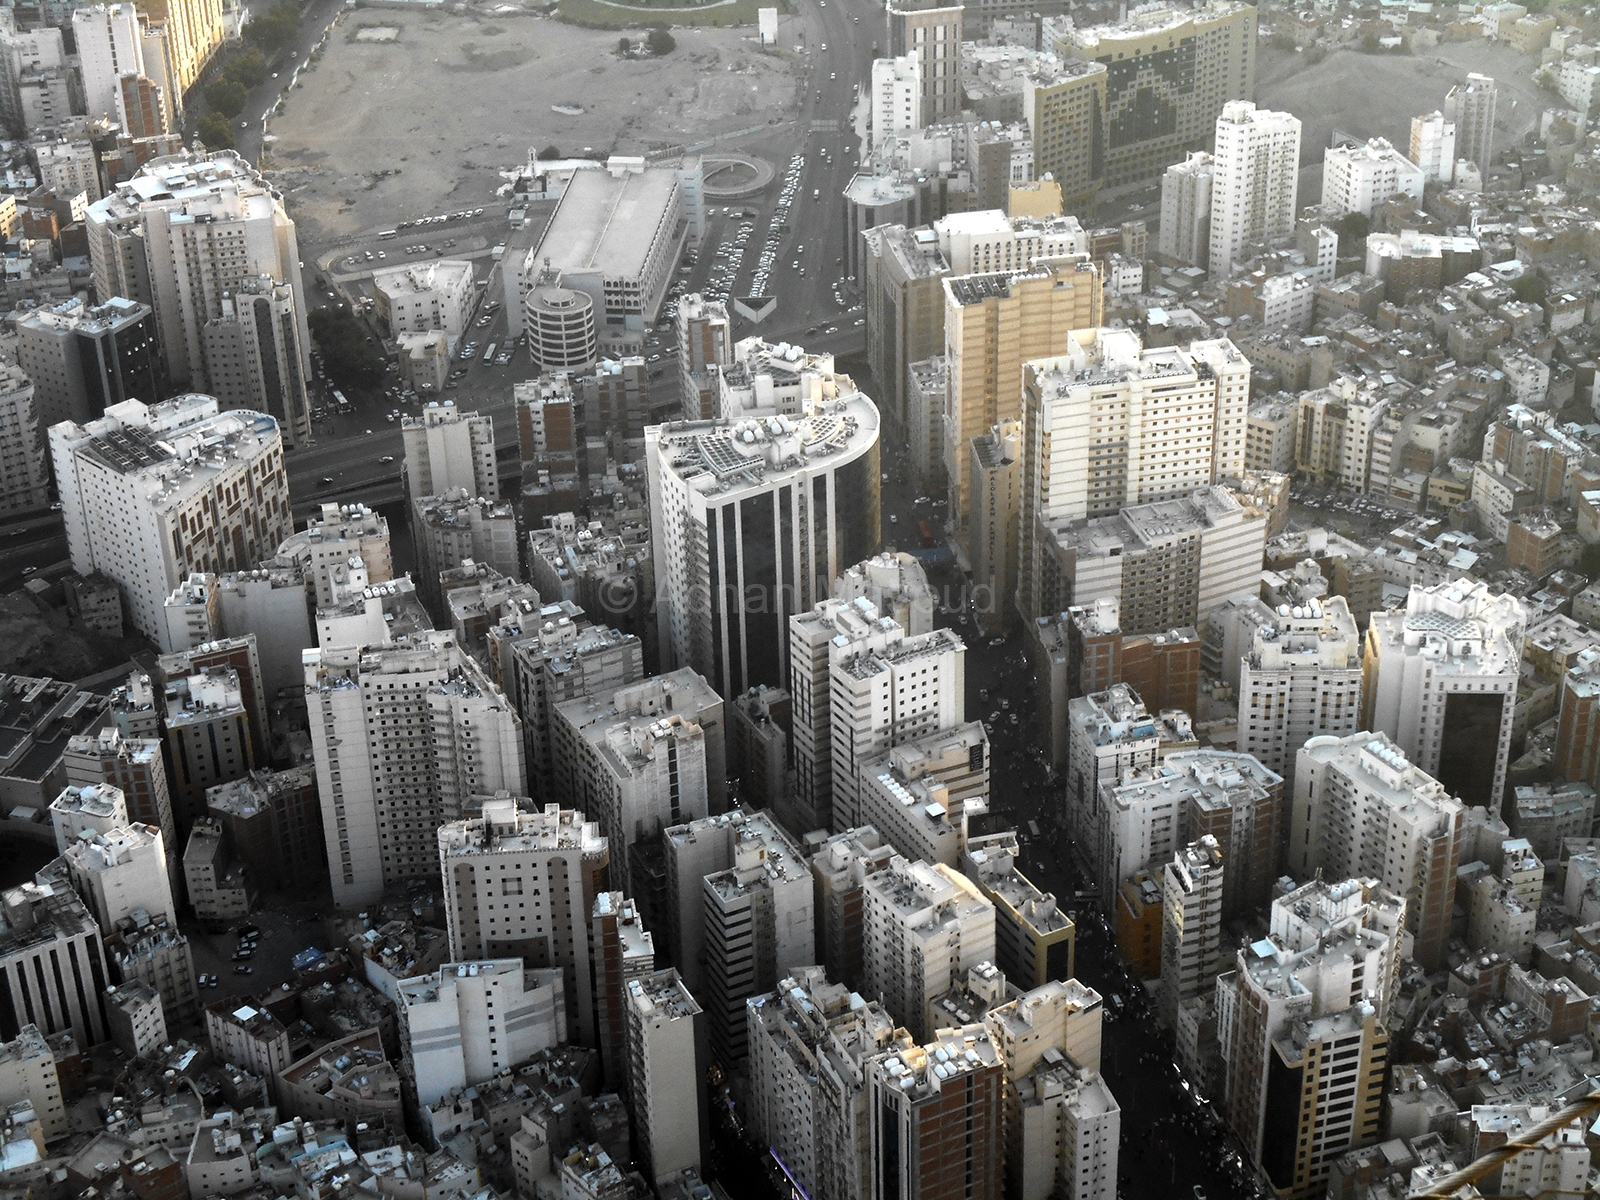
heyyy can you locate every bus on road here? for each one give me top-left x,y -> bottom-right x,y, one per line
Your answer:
481,342 -> 497,362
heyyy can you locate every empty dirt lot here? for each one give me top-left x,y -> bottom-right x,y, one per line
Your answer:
266,8 -> 801,241
1259,38 -> 1547,165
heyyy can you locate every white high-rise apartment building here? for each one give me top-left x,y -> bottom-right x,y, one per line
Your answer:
872,53 -> 922,149
747,966 -> 907,1200
437,796 -> 608,1045
0,26 -> 66,132
701,811 -> 814,1067
986,979 -> 1118,1200
933,209 -> 1090,275
1160,837 -> 1223,1027
829,626 -> 965,833
1019,329 -> 1250,620
1292,732 -> 1464,970
306,630 -> 526,909
861,856 -> 995,1042
105,980 -> 165,1059
1446,73 -> 1496,171
1216,878 -> 1401,1199
646,374 -> 881,701
664,810 -> 742,992
84,151 -> 311,395
1159,151 -> 1214,269
1208,101 -> 1301,278
72,4 -> 142,125
1410,111 -> 1456,183
35,138 -> 105,204
374,260 -> 475,341
49,783 -> 128,850
677,293 -> 731,422
0,875 -> 109,1048
397,959 -> 566,1108
402,400 -> 497,501
1064,684 -> 1163,867
274,502 -> 393,609
0,364 -> 49,515
1362,579 -> 1525,814
1105,749 -> 1282,921
1237,594 -> 1363,784
625,968 -> 703,1186
0,1025 -> 65,1140
551,669 -> 721,883
50,396 -> 291,647
200,276 -> 312,447
860,720 -> 989,868
58,822 -> 173,931
718,335 -> 841,422
790,555 -> 935,833
62,730 -> 177,898
1320,138 -> 1426,218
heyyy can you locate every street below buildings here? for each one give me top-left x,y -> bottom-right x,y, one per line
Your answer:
956,610 -> 1264,1200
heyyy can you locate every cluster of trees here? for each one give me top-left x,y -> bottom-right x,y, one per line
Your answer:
308,308 -> 387,391
245,1 -> 303,53
197,1 -> 300,147
1334,211 -> 1369,242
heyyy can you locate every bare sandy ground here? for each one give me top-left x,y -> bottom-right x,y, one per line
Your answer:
266,9 -> 801,241
1258,38 -> 1548,162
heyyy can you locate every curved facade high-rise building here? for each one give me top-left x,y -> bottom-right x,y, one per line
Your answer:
646,369 -> 881,700
525,284 -> 597,372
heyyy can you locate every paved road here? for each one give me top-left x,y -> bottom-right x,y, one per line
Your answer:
685,0 -> 877,351
232,0 -> 349,166
947,593 -> 1265,1200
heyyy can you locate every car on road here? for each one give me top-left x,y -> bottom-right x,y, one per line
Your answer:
380,455 -> 395,463
21,566 -> 37,576
235,965 -> 253,975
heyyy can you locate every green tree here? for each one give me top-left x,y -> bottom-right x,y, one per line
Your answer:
244,1 -> 300,52
198,112 -> 235,149
206,78 -> 248,117
308,307 -> 386,391
230,46 -> 268,88
1510,272 -> 1548,306
537,144 -> 562,159
617,35 -> 630,53
648,25 -> 675,54
1336,210 -> 1370,242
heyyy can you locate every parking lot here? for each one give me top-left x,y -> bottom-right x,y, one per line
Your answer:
1286,478 -> 1424,543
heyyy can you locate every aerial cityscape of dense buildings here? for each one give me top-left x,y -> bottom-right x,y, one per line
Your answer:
1,0 -> 1600,1197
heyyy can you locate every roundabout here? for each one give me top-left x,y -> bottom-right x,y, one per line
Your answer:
700,153 -> 775,197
